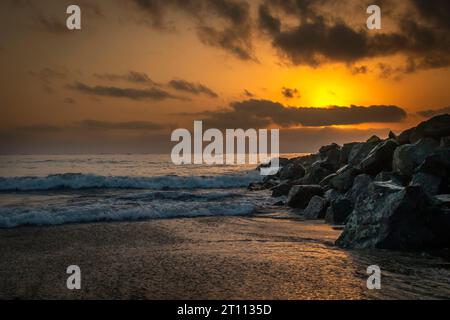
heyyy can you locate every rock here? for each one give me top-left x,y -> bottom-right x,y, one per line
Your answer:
258,157 -> 289,172
397,127 -> 414,144
271,181 -> 295,197
303,196 -> 328,219
301,161 -> 333,185
345,174 -> 372,203
324,188 -> 341,203
319,173 -> 336,188
287,185 -> 324,209
326,165 -> 361,193
325,197 -> 353,225
360,139 -> 399,175
410,172 -> 441,195
434,194 -> 450,209
441,136 -> 450,148
410,114 -> 450,143
348,140 -> 380,166
388,131 -> 397,140
366,135 -> 381,143
273,200 -> 285,206
319,143 -> 341,171
339,142 -> 358,167
374,171 -> 405,186
336,182 -> 450,250
392,138 -> 439,177
278,161 -> 305,180
291,153 -> 321,167
417,148 -> 450,177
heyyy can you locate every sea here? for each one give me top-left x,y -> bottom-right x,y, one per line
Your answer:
0,154 -> 300,228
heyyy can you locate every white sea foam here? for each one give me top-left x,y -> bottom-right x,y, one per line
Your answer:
0,201 -> 255,228
0,172 -> 261,191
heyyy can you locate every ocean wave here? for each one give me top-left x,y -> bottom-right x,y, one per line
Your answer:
0,172 -> 261,191
0,202 -> 255,228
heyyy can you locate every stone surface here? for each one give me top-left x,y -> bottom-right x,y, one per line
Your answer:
278,161 -> 305,180
409,114 -> 450,143
339,142 -> 358,167
374,171 -> 405,186
336,182 -> 450,250
301,161 -> 334,185
397,127 -> 414,144
325,197 -> 353,225
348,140 -> 380,167
410,172 -> 441,195
392,138 -> 439,177
326,165 -> 361,193
303,196 -> 328,219
287,185 -> 324,209
360,139 -> 399,175
345,174 -> 372,203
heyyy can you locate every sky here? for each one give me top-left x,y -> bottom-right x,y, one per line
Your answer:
0,0 -> 449,154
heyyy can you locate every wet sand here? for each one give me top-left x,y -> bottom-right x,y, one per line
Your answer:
1,214 -> 450,299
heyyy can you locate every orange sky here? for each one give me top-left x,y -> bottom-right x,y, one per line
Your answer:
0,0 -> 449,153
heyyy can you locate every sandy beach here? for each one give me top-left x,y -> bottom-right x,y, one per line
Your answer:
1,213 -> 449,300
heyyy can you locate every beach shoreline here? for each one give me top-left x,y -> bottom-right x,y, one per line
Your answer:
1,214 -> 449,300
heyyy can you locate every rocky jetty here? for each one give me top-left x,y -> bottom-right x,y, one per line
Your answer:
251,114 -> 450,251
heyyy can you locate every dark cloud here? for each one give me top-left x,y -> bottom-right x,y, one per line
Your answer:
417,106 -> 450,118
281,87 -> 300,99
133,0 -> 254,61
79,120 -> 165,131
94,71 -> 156,85
351,65 -> 368,75
189,99 -> 407,128
70,82 -> 187,101
258,0 -> 450,71
169,79 -> 218,98
29,66 -> 68,93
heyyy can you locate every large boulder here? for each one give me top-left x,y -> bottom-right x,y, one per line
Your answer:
319,143 -> 341,171
303,196 -> 328,219
360,139 -> 399,175
348,140 -> 380,166
301,161 -> 334,185
336,182 -> 450,250
339,142 -> 359,167
392,138 -> 439,177
409,114 -> 450,143
345,174 -> 372,203
326,165 -> 361,193
410,172 -> 441,195
325,197 -> 353,225
396,127 -> 415,145
416,148 -> 450,178
278,160 -> 305,180
287,185 -> 324,208
271,181 -> 293,197
374,171 -> 405,186
441,136 -> 450,148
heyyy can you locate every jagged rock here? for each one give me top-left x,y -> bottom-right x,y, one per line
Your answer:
301,161 -> 333,184
287,185 -> 324,208
397,127 -> 414,144
319,143 -> 341,171
441,136 -> 450,148
319,173 -> 336,188
291,154 -> 321,167
410,172 -> 441,195
367,135 -> 381,144
410,114 -> 450,143
435,194 -> 450,209
389,131 -> 397,140
326,165 -> 361,193
339,142 -> 358,167
360,139 -> 399,175
303,196 -> 328,219
325,197 -> 353,225
258,157 -> 289,172
278,160 -> 305,180
374,171 -> 405,186
345,174 -> 372,203
324,188 -> 341,203
348,140 -> 380,166
417,148 -> 450,177
336,182 -> 450,250
392,138 -> 439,177
271,181 -> 296,197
